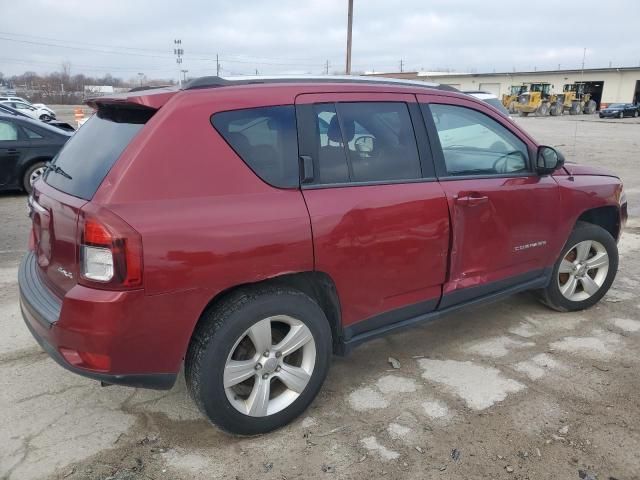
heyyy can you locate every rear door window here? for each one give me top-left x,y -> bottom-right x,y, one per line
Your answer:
44,107 -> 152,200
211,106 -> 299,188
311,102 -> 421,184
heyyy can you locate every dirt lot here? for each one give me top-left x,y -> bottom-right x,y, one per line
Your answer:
1,115 -> 639,480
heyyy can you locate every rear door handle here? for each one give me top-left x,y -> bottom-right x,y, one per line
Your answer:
456,194 -> 489,206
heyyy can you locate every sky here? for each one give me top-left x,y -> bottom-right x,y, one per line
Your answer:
1,0 -> 639,82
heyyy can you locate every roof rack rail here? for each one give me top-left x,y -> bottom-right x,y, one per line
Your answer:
181,75 -> 458,92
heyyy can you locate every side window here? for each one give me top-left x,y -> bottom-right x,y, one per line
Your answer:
312,102 -> 421,184
427,104 -> 529,176
211,105 -> 299,188
23,126 -> 44,139
0,120 -> 18,141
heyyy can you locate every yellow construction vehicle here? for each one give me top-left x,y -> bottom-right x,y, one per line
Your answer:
555,82 -> 597,115
514,83 -> 554,116
502,84 -> 528,114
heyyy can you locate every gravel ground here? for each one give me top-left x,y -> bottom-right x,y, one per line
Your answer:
1,114 -> 639,480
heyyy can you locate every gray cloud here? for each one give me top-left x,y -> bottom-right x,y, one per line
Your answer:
1,0 -> 638,80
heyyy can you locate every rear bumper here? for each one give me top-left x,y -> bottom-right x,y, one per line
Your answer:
19,251 -> 177,390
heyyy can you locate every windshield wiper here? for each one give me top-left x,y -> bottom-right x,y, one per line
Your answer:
45,161 -> 72,180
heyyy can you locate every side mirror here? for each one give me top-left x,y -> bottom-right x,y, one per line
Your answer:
536,145 -> 565,175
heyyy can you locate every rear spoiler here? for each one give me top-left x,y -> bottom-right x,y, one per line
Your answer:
85,86 -> 178,111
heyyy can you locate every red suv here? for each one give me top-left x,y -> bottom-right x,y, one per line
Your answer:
19,76 -> 627,434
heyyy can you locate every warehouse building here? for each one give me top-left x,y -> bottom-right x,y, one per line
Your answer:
368,66 -> 640,109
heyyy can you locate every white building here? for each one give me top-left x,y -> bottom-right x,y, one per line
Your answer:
368,67 -> 640,108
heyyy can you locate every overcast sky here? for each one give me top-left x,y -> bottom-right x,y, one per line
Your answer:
1,0 -> 639,81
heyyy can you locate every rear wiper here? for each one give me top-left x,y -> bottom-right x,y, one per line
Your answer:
45,161 -> 72,180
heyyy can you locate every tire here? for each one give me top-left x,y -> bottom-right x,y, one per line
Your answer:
508,101 -> 517,114
634,111 -> 639,118
185,286 -> 332,435
550,103 -> 561,116
23,161 -> 47,194
584,100 -> 597,115
519,111 -> 529,117
39,114 -> 52,122
619,111 -> 624,119
538,222 -> 618,312
536,103 -> 549,116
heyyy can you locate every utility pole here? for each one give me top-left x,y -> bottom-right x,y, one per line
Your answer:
216,54 -> 220,76
174,39 -> 183,86
399,59 -> 404,73
345,0 -> 353,74
325,59 -> 330,75
137,72 -> 144,86
181,69 -> 188,82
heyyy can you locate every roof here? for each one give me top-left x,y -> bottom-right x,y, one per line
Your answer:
181,75 -> 457,92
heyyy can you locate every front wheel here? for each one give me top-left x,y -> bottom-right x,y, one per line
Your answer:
538,222 -> 618,312
185,287 -> 332,435
39,114 -> 52,122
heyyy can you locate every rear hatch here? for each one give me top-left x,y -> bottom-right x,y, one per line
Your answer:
30,103 -> 157,297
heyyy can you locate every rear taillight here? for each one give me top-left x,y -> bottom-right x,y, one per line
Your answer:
78,205 -> 143,289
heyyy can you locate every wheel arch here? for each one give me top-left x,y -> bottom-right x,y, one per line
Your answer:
575,205 -> 621,241
192,271 -> 344,355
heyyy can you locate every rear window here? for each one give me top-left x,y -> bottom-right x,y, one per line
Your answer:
44,106 -> 153,200
211,105 -> 299,188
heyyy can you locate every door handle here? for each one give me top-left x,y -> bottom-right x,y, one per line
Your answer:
456,194 -> 489,206
7,148 -> 19,154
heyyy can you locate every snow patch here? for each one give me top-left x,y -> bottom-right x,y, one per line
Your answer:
618,232 -> 640,255
513,353 -> 562,380
610,317 -> 640,332
387,423 -> 411,439
361,436 -> 400,460
301,416 -> 317,428
376,375 -> 417,394
348,387 -> 389,411
422,399 -> 451,419
465,335 -> 535,358
509,322 -> 538,338
550,330 -> 621,358
418,359 -> 525,410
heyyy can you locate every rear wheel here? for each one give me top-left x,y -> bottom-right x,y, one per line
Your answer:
185,287 -> 332,435
569,102 -> 581,115
538,222 -> 618,312
23,161 -> 47,194
619,111 -> 624,119
549,103 -> 561,116
508,101 -> 517,114
634,110 -> 639,118
519,111 -> 529,117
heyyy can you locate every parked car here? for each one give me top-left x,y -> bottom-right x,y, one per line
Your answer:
599,103 -> 639,118
0,113 -> 71,193
0,96 -> 57,118
0,100 -> 57,122
20,76 -> 627,435
462,90 -> 511,117
0,103 -> 75,132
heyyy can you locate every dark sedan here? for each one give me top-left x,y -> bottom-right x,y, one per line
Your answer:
599,103 -> 639,118
0,113 -> 72,193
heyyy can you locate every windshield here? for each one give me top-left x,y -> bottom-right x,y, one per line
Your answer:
44,107 -> 153,199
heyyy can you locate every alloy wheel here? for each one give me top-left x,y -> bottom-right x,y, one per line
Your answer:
29,166 -> 46,186
558,240 -> 609,302
224,315 -> 316,417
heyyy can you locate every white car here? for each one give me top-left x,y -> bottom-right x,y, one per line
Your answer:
462,91 -> 511,118
0,100 -> 57,122
0,96 -> 57,119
